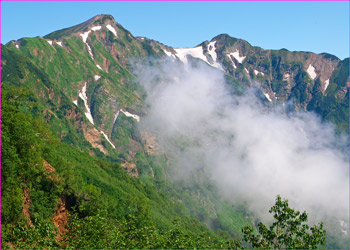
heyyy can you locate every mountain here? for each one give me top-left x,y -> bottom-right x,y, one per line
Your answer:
1,14 -> 348,249
5,14 -> 348,147
164,34 -> 349,130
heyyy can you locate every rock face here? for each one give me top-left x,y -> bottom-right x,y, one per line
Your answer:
3,14 -> 348,157
53,198 -> 69,241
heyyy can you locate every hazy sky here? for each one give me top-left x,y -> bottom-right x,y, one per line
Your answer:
1,1 -> 349,59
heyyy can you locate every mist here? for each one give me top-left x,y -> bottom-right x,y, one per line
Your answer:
133,59 -> 349,224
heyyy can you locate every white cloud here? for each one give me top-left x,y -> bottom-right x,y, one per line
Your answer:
134,60 -> 349,224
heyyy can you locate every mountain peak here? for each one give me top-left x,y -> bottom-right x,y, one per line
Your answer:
212,33 -> 233,41
89,14 -> 115,25
44,14 -> 117,40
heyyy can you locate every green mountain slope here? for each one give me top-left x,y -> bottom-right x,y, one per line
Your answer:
2,14 -> 348,249
1,64 -> 243,249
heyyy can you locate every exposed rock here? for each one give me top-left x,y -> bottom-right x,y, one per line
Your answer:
141,131 -> 163,155
22,187 -> 33,226
83,126 -> 108,154
53,197 -> 69,242
121,161 -> 139,177
43,161 -> 61,182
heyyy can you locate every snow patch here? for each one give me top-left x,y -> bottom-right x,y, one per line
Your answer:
226,54 -> 237,69
324,79 -> 330,91
96,64 -> 102,70
208,41 -> 217,60
106,24 -> 117,36
78,82 -> 94,124
86,43 -> 94,59
254,70 -> 264,76
113,110 -> 120,125
229,49 -> 246,64
163,49 -> 173,57
73,99 -> 78,106
175,46 -> 222,70
56,41 -> 63,47
175,47 -> 209,65
207,41 -> 223,70
264,93 -> 272,102
79,31 -> 94,59
244,68 -> 249,74
163,49 -> 176,61
94,75 -> 101,81
121,109 -> 140,122
80,26 -> 101,44
100,131 -> 116,149
91,26 -> 102,31
47,40 -> 53,46
80,31 -> 91,43
307,64 -> 317,80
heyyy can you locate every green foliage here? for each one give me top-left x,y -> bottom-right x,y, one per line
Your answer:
141,40 -> 159,57
212,34 -> 238,47
1,45 -> 95,151
290,71 -> 308,104
320,53 -> 339,61
242,196 -> 326,249
63,214 -> 242,249
1,218 -> 59,249
271,80 -> 288,96
330,58 -> 349,91
1,84 -> 62,224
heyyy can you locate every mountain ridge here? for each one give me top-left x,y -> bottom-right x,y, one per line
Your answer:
8,14 -> 346,61
43,14 -> 118,40
5,14 -> 349,152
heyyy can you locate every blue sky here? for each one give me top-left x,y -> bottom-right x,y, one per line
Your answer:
1,1 -> 349,59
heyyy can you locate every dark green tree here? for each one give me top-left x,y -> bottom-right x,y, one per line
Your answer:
242,195 -> 326,249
